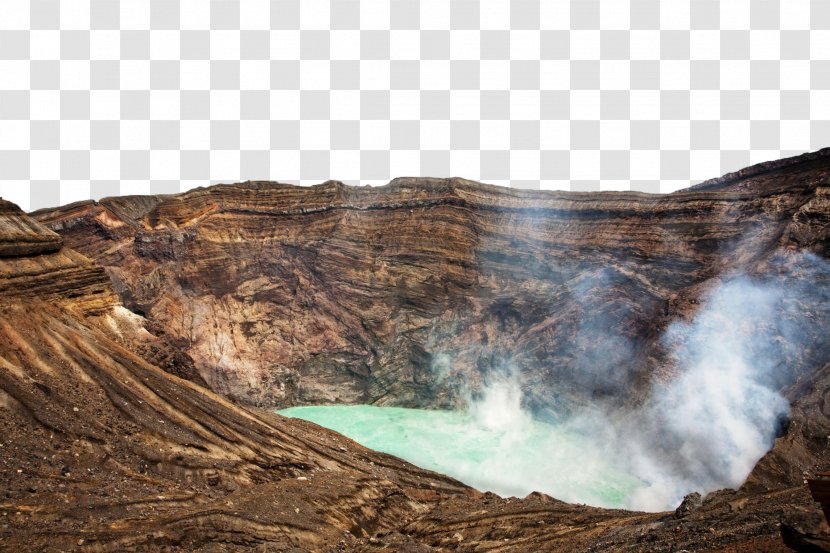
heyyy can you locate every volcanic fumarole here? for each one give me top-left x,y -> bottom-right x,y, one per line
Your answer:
282,253 -> 830,511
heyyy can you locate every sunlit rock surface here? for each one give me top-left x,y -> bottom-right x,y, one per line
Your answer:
0,147 -> 826,550
0,197 -> 477,551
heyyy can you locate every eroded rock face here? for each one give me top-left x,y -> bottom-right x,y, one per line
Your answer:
0,198 -> 477,551
1,148 -> 830,551
781,508 -> 830,553
31,150 -> 830,416
0,198 -> 63,257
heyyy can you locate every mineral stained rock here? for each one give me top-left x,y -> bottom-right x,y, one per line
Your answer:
0,148 -> 829,551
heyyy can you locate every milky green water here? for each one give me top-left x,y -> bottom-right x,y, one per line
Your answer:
278,404 -> 644,509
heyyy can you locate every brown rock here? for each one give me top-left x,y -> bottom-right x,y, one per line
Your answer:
0,198 -> 62,257
781,508 -> 830,552
29,148 -> 830,417
0,148 -> 829,552
675,492 -> 703,518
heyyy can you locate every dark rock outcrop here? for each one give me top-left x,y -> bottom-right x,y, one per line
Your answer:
781,508 -> 830,552
675,492 -> 703,518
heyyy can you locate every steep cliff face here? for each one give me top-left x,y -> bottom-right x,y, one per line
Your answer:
2,148 -> 830,551
32,150 -> 830,416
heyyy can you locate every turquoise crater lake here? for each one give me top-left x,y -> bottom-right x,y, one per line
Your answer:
278,404 -> 644,509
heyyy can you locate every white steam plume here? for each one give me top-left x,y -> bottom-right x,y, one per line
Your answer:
621,276 -> 792,510
439,252 -> 829,511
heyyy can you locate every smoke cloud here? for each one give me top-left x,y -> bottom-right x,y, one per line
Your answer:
439,250 -> 830,511
620,275 -> 793,510
467,366 -> 532,439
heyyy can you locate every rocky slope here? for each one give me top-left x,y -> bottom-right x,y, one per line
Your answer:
1,148 -> 829,551
0,199 -> 479,551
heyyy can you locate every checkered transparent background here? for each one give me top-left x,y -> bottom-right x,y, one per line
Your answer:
1,0 -> 829,211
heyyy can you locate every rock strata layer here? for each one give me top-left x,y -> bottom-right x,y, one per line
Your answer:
32,149 -> 830,414
0,148 -> 828,550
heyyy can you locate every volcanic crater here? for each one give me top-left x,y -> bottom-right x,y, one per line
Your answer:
2,149 -> 830,551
